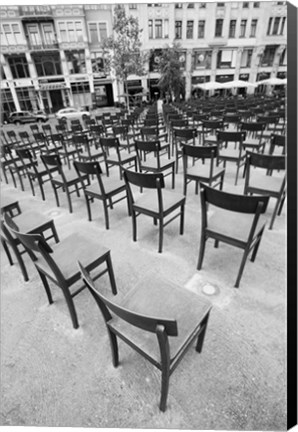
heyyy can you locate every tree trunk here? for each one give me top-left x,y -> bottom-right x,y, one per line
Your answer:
124,79 -> 130,113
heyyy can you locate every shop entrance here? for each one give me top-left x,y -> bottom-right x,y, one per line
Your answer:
50,90 -> 64,113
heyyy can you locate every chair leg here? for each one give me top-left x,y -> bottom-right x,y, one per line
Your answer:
38,178 -> 46,201
102,200 -> 110,230
234,248 -> 250,288
28,175 -> 36,197
180,204 -> 185,235
106,252 -> 117,295
196,311 -> 210,353
132,211 -> 137,242
157,327 -> 170,412
107,329 -> 119,367
37,271 -> 54,305
10,242 -> 30,282
197,234 -> 206,270
61,285 -> 79,329
65,187 -> 73,213
250,230 -> 264,263
1,238 -> 14,266
269,199 -> 282,230
158,217 -> 164,253
85,195 -> 92,221
52,185 -> 60,207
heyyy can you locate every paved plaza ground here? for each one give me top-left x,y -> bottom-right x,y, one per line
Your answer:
0,111 -> 287,430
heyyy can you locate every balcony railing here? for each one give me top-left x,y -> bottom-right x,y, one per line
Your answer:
28,42 -> 59,51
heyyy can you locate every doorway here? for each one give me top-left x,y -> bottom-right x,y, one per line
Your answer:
50,90 -> 64,113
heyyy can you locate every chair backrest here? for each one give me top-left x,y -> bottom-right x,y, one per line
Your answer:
270,134 -> 285,148
141,126 -> 159,137
135,140 -> 161,157
123,168 -> 165,190
41,153 -> 64,179
240,121 -> 266,133
171,119 -> 188,128
182,143 -> 218,160
19,131 -> 31,143
112,125 -> 128,136
202,119 -> 224,131
33,132 -> 47,143
7,130 -> 18,143
200,183 -> 269,215
216,130 -> 246,143
42,124 -> 52,135
245,151 -> 285,171
257,115 -> 279,125
30,124 -> 40,133
90,125 -> 104,136
15,147 -> 34,163
3,212 -> 66,284
74,160 -> 106,194
99,136 -> 119,149
78,261 -> 178,335
223,114 -> 241,123
173,128 -> 197,140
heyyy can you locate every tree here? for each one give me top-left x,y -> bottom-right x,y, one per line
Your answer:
101,5 -> 146,110
157,43 -> 185,102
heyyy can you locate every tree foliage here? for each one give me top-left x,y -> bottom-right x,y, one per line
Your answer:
157,43 -> 185,101
101,5 -> 146,85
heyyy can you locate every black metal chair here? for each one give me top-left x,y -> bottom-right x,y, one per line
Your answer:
78,261 -> 212,412
4,212 -> 117,329
123,169 -> 186,253
197,183 -> 270,288
182,144 -> 225,196
74,160 -> 129,229
244,151 -> 286,230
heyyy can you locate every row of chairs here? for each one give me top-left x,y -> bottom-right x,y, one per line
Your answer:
1,202 -> 212,412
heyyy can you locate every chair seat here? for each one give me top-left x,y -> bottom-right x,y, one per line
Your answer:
208,206 -> 267,242
134,189 -> 185,214
86,177 -> 126,196
248,170 -> 285,194
12,211 -> 54,235
36,233 -> 110,285
243,138 -> 265,149
141,155 -> 175,171
109,278 -> 211,363
203,135 -> 217,144
187,162 -> 224,179
107,152 -> 136,164
219,147 -> 246,160
52,168 -> 80,184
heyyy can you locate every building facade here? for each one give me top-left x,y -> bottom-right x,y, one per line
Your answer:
0,1 -> 287,114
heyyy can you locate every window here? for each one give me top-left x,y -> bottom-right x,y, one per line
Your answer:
88,22 -> 107,43
187,3 -> 194,7
272,17 -> 281,35
243,2 -> 249,7
253,2 -> 260,7
164,19 -> 169,38
148,20 -> 153,39
229,20 -> 236,38
175,3 -> 183,8
240,19 -> 247,37
65,50 -> 86,74
217,3 -> 225,7
129,4 -> 137,9
16,87 -> 38,112
187,21 -> 194,39
33,53 -> 62,76
194,51 -> 212,69
58,21 -> 83,43
175,21 -> 182,39
217,49 -> 236,68
8,55 -> 30,78
279,48 -> 286,66
198,20 -> 205,38
199,3 -> 206,7
1,23 -> 23,45
280,17 -> 286,34
71,82 -> 91,108
90,53 -> 105,74
155,19 -> 162,38
42,23 -> 56,46
215,19 -> 223,37
261,46 -> 277,66
1,89 -> 16,114
26,24 -> 42,46
267,18 -> 273,35
240,48 -> 253,67
250,19 -> 257,37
